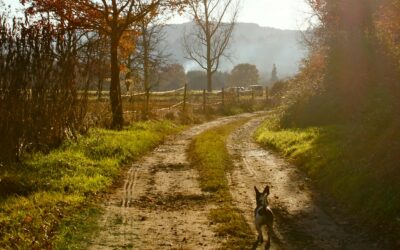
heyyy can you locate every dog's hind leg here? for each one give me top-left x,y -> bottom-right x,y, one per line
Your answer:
265,237 -> 271,250
265,221 -> 273,249
265,208 -> 274,249
265,227 -> 271,250
256,223 -> 263,243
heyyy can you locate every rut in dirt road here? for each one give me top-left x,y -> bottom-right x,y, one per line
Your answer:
227,116 -> 381,250
87,113 -> 257,250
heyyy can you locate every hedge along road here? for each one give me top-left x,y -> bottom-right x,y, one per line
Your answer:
87,112 -> 379,250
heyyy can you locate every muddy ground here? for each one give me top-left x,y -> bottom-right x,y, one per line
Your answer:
87,113 -> 380,250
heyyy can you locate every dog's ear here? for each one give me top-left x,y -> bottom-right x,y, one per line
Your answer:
254,186 -> 260,195
263,185 -> 270,196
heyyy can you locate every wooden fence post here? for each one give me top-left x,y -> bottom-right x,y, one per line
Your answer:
183,83 -> 187,112
203,89 -> 206,113
131,92 -> 136,120
221,87 -> 225,108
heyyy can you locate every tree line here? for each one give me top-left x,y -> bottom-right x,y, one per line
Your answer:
101,63 -> 279,92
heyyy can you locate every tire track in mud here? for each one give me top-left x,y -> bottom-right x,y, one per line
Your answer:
122,167 -> 139,207
227,116 -> 380,250
87,113 -> 258,250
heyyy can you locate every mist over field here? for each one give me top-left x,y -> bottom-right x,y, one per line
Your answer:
163,22 -> 308,79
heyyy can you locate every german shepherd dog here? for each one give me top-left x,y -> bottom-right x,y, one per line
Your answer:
254,185 -> 274,249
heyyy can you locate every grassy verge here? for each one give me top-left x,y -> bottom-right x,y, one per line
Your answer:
0,120 -> 182,249
53,204 -> 102,250
254,116 -> 400,233
189,120 -> 254,249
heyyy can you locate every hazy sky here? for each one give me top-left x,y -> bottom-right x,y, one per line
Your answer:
238,0 -> 313,30
171,0 -> 313,30
3,0 -> 313,30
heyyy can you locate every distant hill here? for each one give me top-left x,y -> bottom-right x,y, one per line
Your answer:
162,22 -> 308,81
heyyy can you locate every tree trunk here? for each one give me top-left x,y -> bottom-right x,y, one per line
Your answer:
144,92 -> 150,120
110,35 -> 124,129
206,67 -> 212,92
143,25 -> 150,120
205,1 -> 212,93
97,79 -> 103,100
206,37 -> 212,92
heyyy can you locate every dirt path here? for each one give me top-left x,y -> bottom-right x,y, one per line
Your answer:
87,113 -> 380,250
227,116 -> 380,250
87,113 -> 257,250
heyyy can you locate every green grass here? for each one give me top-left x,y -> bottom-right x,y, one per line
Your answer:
0,120 -> 182,249
53,205 -> 103,250
189,120 -> 254,249
255,117 -> 400,229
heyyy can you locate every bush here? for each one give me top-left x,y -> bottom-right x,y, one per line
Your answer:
0,16 -> 100,162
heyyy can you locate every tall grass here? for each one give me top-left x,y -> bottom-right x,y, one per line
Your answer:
0,120 -> 182,249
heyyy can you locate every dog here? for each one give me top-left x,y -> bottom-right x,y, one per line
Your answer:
254,185 -> 274,249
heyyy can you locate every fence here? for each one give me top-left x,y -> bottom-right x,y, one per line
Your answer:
119,85 -> 270,120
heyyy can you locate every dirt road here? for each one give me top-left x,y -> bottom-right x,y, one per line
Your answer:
87,113 -> 379,250
87,113 -> 257,250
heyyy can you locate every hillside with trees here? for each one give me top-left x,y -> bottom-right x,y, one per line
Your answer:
162,22 -> 308,79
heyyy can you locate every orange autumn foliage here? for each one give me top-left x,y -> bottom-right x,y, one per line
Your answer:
376,0 -> 400,69
20,0 -> 187,128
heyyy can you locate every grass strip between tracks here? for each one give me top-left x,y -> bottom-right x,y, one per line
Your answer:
189,119 -> 254,249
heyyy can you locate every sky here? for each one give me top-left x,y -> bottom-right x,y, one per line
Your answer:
2,0 -> 313,30
170,0 -> 313,30
237,0 -> 313,30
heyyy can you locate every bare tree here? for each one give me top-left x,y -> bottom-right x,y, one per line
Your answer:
128,16 -> 169,119
183,0 -> 239,92
84,32 -> 110,100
